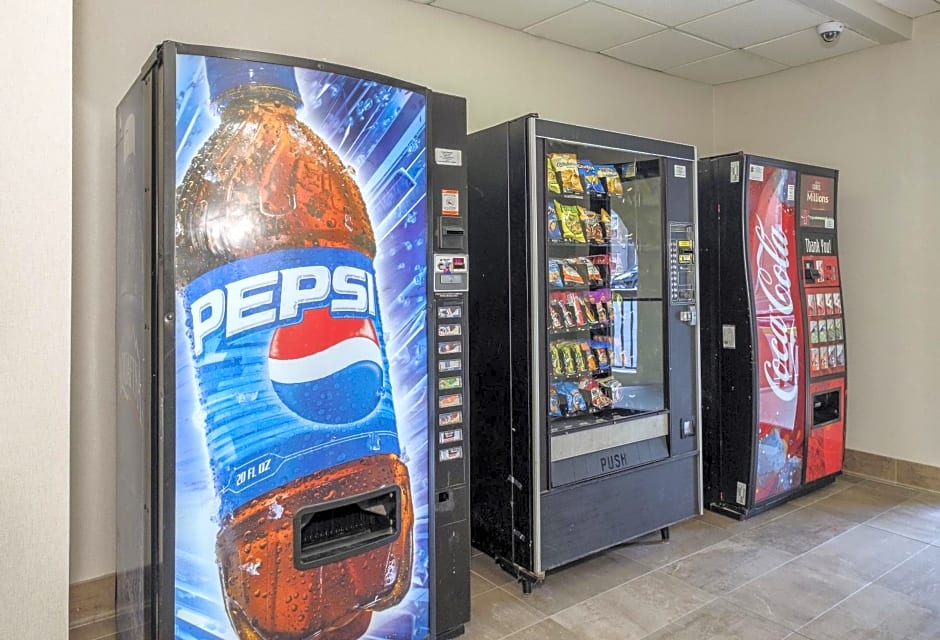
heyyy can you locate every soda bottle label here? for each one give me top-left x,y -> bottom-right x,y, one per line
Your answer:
179,246 -> 400,517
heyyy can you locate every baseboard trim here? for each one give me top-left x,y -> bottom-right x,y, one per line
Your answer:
70,573 -> 115,629
844,448 -> 940,493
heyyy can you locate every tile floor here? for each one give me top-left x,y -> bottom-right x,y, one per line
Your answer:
70,475 -> 940,640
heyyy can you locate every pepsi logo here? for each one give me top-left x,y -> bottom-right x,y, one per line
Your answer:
268,307 -> 383,424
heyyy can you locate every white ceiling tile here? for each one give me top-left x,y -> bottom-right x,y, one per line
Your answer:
603,29 -> 730,70
680,0 -> 827,48
597,0 -> 749,26
430,0 -> 587,30
524,2 -> 665,51
873,0 -> 940,18
668,50 -> 786,84
747,27 -> 877,66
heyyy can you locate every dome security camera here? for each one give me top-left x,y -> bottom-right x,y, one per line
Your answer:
817,21 -> 845,44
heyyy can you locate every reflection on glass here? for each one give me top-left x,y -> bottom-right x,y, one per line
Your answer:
544,140 -> 666,433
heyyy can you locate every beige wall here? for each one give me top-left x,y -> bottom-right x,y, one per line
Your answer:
72,0 -> 714,582
714,13 -> 940,468
1,0 -> 72,636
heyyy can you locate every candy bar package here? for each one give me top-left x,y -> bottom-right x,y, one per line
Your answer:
548,259 -> 563,288
547,157 -> 561,195
546,202 -> 562,242
566,292 -> 586,326
553,293 -> 577,328
580,296 -> 598,324
595,165 -> 623,196
549,296 -> 564,330
549,153 -> 583,195
586,289 -> 611,323
556,201 -> 586,243
577,159 -> 605,195
561,259 -> 585,286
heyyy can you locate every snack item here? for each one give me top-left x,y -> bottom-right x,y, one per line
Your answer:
593,342 -> 609,368
561,259 -> 585,286
546,202 -> 562,241
549,154 -> 583,195
595,165 -> 622,196
598,208 -> 612,240
580,341 -> 598,371
548,259 -> 563,288
581,208 -> 604,243
556,201 -> 586,242
561,344 -> 577,375
579,379 -> 611,409
549,297 -> 564,330
578,159 -> 605,195
570,343 -> 587,372
560,382 -> 587,413
580,296 -> 598,324
547,158 -> 561,194
549,387 -> 562,417
567,293 -> 585,326
550,344 -> 562,376
579,257 -> 603,283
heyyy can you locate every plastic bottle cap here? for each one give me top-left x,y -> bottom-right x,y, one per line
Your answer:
205,56 -> 302,105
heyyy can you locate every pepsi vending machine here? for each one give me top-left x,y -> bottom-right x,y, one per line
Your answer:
699,153 -> 847,519
116,42 -> 471,639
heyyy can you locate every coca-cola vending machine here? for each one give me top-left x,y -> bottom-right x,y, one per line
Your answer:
115,42 -> 471,639
699,153 -> 847,518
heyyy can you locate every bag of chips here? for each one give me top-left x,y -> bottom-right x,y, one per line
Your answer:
561,345 -> 577,376
549,154 -> 583,195
579,379 -> 611,409
548,259 -> 563,288
580,208 -> 604,243
547,158 -> 561,195
570,341 -> 587,372
580,341 -> 598,371
595,165 -> 623,196
598,208 -> 612,241
546,202 -> 562,241
578,159 -> 605,195
556,201 -> 586,242
549,300 -> 564,330
579,257 -> 603,283
561,259 -> 585,286
550,344 -> 563,376
549,387 -> 562,417
566,293 -> 585,326
558,381 -> 587,413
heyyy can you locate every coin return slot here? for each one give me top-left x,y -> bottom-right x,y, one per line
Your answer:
812,390 -> 841,427
293,487 -> 400,569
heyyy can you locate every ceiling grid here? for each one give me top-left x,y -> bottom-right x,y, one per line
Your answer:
409,0 -> 933,83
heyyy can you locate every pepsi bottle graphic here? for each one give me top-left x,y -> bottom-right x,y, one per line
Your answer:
176,57 -> 414,640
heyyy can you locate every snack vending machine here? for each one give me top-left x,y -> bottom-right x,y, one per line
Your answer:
467,117 -> 701,589
699,153 -> 847,519
115,42 -> 471,639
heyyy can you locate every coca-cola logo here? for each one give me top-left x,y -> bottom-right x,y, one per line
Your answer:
754,216 -> 798,402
